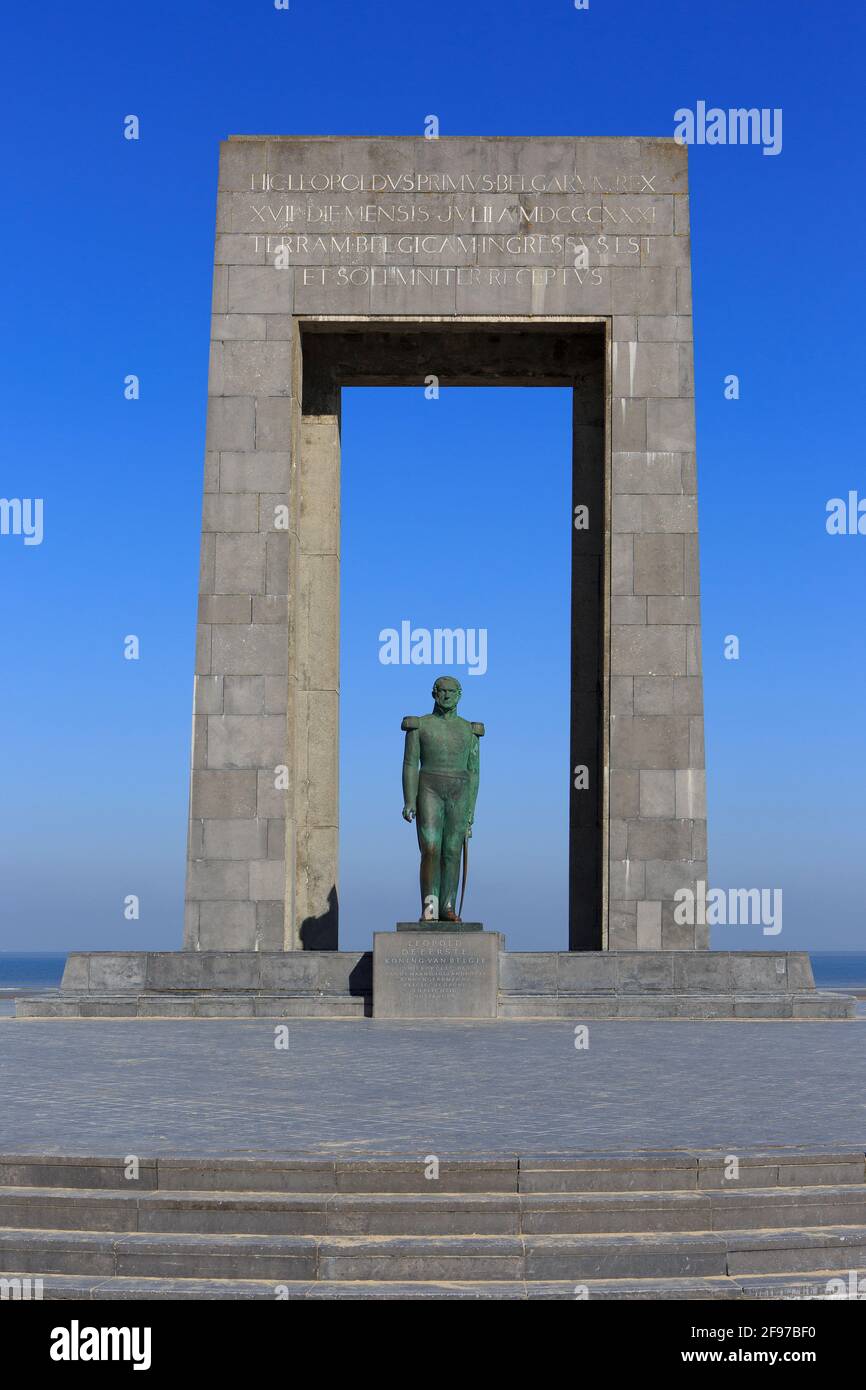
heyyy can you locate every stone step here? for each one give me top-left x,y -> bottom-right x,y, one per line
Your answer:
16,994 -> 369,1019
2,1182 -> 865,1236
16,990 -> 856,1019
498,992 -> 855,1019
3,1225 -> 866,1281
0,1270 -> 850,1301
1,1149 -> 861,1194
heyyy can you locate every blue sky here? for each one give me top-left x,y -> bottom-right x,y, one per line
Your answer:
0,0 -> 863,952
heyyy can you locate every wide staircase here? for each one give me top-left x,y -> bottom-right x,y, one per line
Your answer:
1,1149 -> 865,1299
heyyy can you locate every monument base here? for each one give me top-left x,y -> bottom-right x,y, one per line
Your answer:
13,949 -> 855,1020
373,929 -> 501,1019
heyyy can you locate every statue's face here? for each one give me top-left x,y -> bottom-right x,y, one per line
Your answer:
432,679 -> 461,712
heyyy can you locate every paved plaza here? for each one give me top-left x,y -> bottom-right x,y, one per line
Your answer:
1,1014 -> 864,1157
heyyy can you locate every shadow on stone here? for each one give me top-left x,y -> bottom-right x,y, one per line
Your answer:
299,887 -> 339,951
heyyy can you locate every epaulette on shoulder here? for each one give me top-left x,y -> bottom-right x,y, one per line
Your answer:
470,721 -> 485,736
401,715 -> 420,731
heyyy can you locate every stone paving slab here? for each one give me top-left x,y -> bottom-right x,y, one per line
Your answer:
0,1017 -> 865,1157
0,1271 -> 838,1300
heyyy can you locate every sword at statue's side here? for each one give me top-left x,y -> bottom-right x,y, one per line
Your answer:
458,834 -> 469,921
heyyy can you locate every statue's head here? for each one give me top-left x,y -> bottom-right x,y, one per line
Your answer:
432,675 -> 462,712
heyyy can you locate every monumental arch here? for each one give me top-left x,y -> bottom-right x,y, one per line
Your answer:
183,135 -> 707,957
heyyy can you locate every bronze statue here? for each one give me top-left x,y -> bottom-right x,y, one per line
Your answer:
401,676 -> 484,923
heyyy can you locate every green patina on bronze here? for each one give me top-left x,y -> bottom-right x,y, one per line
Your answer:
401,676 -> 484,924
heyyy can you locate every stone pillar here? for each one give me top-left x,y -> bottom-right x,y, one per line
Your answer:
608,284 -> 707,949
183,152 -> 294,949
288,405 -> 340,948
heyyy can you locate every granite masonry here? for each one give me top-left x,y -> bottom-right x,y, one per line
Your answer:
186,133 -> 704,957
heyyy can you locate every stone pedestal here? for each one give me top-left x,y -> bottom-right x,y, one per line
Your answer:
13,948 -> 855,1020
373,930 -> 502,1020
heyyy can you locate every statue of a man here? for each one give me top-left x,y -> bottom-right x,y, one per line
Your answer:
401,676 -> 484,923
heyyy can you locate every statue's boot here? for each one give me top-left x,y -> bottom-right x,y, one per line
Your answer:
440,907 -> 462,924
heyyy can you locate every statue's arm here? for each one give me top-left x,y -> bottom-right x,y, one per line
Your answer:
467,727 -> 481,826
401,718 -> 420,821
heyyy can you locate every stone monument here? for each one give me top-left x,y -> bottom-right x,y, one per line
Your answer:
17,134 -> 854,1020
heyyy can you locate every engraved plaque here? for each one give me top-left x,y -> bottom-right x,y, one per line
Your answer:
373,930 -> 502,1020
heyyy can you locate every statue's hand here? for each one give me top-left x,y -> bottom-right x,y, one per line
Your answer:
402,804 -> 416,823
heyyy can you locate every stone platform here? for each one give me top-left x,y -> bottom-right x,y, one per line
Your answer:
14,950 -> 855,1019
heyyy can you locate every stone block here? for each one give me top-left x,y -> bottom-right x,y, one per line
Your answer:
88,955 -> 146,993
617,951 -> 674,993
214,234 -> 265,266
641,496 -> 697,533
186,860 -> 249,901
611,595 -> 647,624
219,451 -> 291,493
212,624 -> 288,676
634,676 -> 673,715
206,397 -> 255,453
60,954 -> 90,990
646,398 -> 696,451
634,533 -> 684,595
250,859 -> 286,901
555,953 -> 618,993
219,340 -> 292,397
609,769 -> 639,817
223,675 -> 265,714
373,931 -> 502,1019
645,859 -> 706,899
636,900 -> 663,948
202,818 -> 269,859
612,341 -> 680,398
211,313 -> 267,341
213,534 -> 266,595
639,770 -> 676,817
673,676 -> 703,714
638,314 -> 693,342
673,953 -> 732,992
608,918 -> 638,949
611,533 -> 633,595
675,769 -> 706,818
498,953 -> 557,994
194,675 -> 223,715
256,902 -> 285,950
609,859 -> 646,899
610,676 -> 634,716
255,398 -> 293,451
611,267 -> 677,315
200,595 -> 252,625
731,955 -> 788,993
611,398 -> 646,452
611,715 -> 690,768
202,494 -> 259,533
228,265 -> 295,314
206,715 -> 287,771
265,675 -> 288,713
197,902 -> 257,949
613,451 -> 685,495
190,769 -> 258,820
628,819 -> 692,860
611,627 -> 687,677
